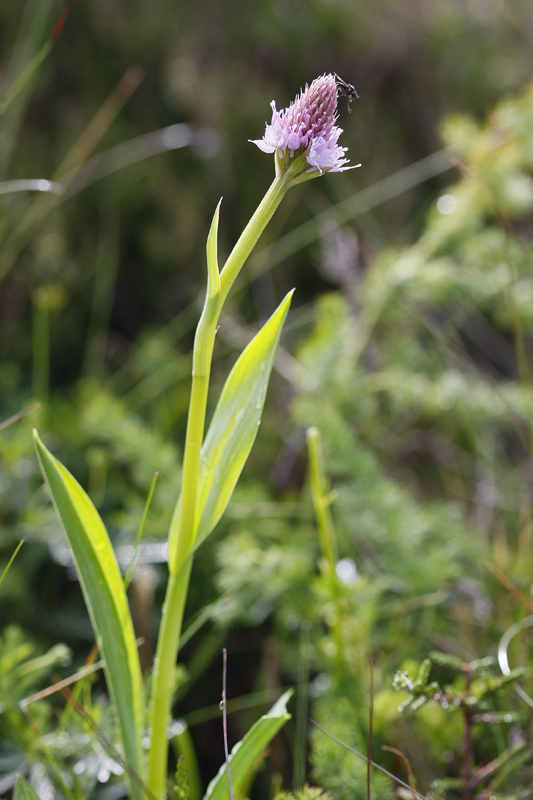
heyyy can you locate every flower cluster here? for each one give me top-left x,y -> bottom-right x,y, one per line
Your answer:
251,74 -> 359,176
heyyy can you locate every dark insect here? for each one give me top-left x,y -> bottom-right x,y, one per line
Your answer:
334,73 -> 359,113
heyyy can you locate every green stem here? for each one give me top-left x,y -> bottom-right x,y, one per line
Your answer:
147,366 -> 209,800
147,558 -> 192,800
307,427 -> 344,682
147,169 -> 291,800
219,171 -> 292,305
32,296 -> 49,403
175,373 -> 210,559
307,427 -> 339,572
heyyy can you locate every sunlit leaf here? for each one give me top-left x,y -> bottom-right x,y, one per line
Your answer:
33,431 -> 145,800
169,290 -> 293,573
203,689 -> 293,800
14,777 -> 41,800
197,290 -> 293,543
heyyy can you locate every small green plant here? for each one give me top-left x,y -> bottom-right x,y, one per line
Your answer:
393,653 -> 530,799
175,755 -> 191,800
31,74 -> 357,800
4,9 -> 533,797
274,787 -> 332,800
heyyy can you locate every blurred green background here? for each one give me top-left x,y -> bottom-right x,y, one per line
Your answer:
2,0 -> 532,376
1,1 -> 533,798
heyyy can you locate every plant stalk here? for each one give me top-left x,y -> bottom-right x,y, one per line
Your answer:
32,294 -> 49,404
147,558 -> 192,800
307,426 -> 339,573
307,427 -> 345,682
147,169 -> 291,799
219,169 -> 293,304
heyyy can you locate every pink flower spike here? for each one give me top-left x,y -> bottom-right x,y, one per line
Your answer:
251,74 -> 360,179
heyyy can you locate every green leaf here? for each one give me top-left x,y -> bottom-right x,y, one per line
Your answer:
203,689 -> 293,800
197,290 -> 293,543
14,777 -> 41,800
191,199 -> 222,378
33,431 -> 145,800
169,290 -> 293,572
206,199 -> 222,299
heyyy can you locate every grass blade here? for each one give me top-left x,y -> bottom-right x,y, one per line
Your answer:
124,470 -> 159,590
0,0 -> 62,178
0,539 -> 25,590
0,67 -> 143,284
0,8 -> 68,117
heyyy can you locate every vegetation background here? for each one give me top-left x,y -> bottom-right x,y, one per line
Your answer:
1,1 -> 533,799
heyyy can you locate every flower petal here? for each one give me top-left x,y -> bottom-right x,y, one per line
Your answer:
250,138 -> 276,154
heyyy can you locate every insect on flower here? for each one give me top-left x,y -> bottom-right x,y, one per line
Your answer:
334,73 -> 359,113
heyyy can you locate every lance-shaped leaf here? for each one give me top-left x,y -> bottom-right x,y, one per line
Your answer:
169,290 -> 293,573
33,431 -> 145,799
14,777 -> 41,800
204,689 -> 293,800
197,289 -> 293,543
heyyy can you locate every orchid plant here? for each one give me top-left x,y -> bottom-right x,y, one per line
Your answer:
33,74 -> 357,800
